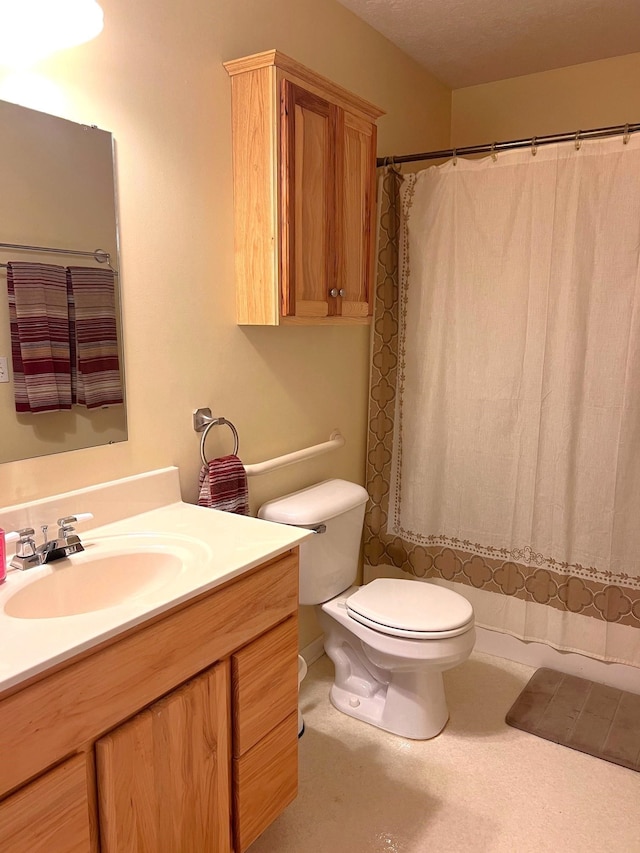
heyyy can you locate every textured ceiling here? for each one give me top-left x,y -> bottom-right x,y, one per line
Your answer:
337,0 -> 640,88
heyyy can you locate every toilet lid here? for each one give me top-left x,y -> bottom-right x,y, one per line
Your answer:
346,578 -> 474,640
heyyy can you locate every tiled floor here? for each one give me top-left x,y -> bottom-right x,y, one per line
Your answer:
249,652 -> 640,853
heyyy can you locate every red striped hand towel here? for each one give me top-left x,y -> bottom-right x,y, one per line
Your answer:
198,455 -> 249,515
7,262 -> 72,413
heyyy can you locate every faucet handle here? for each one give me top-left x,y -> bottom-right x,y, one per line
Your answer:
4,530 -> 20,552
15,528 -> 37,557
56,513 -> 94,538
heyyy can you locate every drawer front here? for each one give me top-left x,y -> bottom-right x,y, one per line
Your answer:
0,754 -> 92,853
232,616 -> 298,756
233,711 -> 298,852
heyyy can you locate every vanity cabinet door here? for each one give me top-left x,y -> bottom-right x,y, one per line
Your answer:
96,661 -> 231,853
0,754 -> 93,853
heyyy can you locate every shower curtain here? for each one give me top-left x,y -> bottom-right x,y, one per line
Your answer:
365,135 -> 640,667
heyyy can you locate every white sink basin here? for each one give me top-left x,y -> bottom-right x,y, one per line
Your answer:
4,534 -> 207,619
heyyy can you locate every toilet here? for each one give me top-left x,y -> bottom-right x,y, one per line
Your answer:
258,479 -> 475,739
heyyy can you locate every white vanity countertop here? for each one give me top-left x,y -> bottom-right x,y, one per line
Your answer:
0,500 -> 310,695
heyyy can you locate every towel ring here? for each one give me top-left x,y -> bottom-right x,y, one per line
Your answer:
199,417 -> 239,466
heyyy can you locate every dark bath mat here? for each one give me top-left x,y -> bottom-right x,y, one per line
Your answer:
506,667 -> 640,772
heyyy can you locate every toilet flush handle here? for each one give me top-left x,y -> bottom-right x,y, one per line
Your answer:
271,521 -> 326,534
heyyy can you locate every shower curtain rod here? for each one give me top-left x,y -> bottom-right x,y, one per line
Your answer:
376,121 -> 640,167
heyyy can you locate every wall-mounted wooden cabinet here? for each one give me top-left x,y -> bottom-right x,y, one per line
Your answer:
224,50 -> 384,325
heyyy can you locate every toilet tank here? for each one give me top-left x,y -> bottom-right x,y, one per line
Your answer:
258,479 -> 369,605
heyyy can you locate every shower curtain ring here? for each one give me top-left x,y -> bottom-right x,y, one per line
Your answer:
490,142 -> 497,162
623,124 -> 630,144
452,148 -> 458,165
531,137 -> 538,156
574,130 -> 582,151
385,155 -> 400,174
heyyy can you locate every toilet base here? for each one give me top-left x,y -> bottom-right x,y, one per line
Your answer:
328,667 -> 449,740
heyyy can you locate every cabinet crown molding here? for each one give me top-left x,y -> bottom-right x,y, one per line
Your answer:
223,49 -> 385,122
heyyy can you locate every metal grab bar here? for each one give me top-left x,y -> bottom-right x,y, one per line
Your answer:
244,431 -> 344,477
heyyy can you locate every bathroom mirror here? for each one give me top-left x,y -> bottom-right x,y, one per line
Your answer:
0,99 -> 126,464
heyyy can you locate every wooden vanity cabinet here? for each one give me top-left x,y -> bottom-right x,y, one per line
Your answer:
224,50 -> 383,326
0,550 -> 300,853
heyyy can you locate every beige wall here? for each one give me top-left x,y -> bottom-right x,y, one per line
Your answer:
0,0 -> 450,650
451,52 -> 640,146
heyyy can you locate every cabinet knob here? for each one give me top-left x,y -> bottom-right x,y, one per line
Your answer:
339,289 -> 346,297
329,288 -> 339,298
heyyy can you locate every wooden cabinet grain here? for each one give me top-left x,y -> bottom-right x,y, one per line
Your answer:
0,755 -> 93,853
0,550 -> 300,853
225,50 -> 383,325
96,664 -> 232,853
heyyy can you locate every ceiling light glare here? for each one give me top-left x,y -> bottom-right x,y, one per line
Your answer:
0,0 -> 104,68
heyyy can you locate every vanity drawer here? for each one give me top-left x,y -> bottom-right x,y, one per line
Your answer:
231,616 -> 298,756
232,711 -> 298,852
0,754 -> 92,853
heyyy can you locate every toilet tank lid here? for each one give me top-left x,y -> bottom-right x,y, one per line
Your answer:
258,479 -> 368,526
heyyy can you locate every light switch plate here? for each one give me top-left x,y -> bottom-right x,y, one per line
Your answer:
0,356 -> 9,383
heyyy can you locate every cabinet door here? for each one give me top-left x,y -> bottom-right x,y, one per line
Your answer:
96,662 -> 231,853
337,110 -> 377,318
0,754 -> 93,853
281,80 -> 338,318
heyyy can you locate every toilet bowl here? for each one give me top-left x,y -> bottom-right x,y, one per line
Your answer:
258,479 -> 475,739
319,581 -> 475,738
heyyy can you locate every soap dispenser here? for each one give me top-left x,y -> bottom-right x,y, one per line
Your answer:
1,530 -> 19,584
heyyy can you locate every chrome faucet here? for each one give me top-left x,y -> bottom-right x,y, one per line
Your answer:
10,514 -> 93,570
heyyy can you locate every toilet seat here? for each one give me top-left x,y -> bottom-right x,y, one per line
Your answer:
346,578 -> 474,640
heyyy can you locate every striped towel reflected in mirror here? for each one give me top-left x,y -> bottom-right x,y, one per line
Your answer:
7,262 -> 73,413
66,266 -> 124,409
7,262 -> 124,414
198,455 -> 249,515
